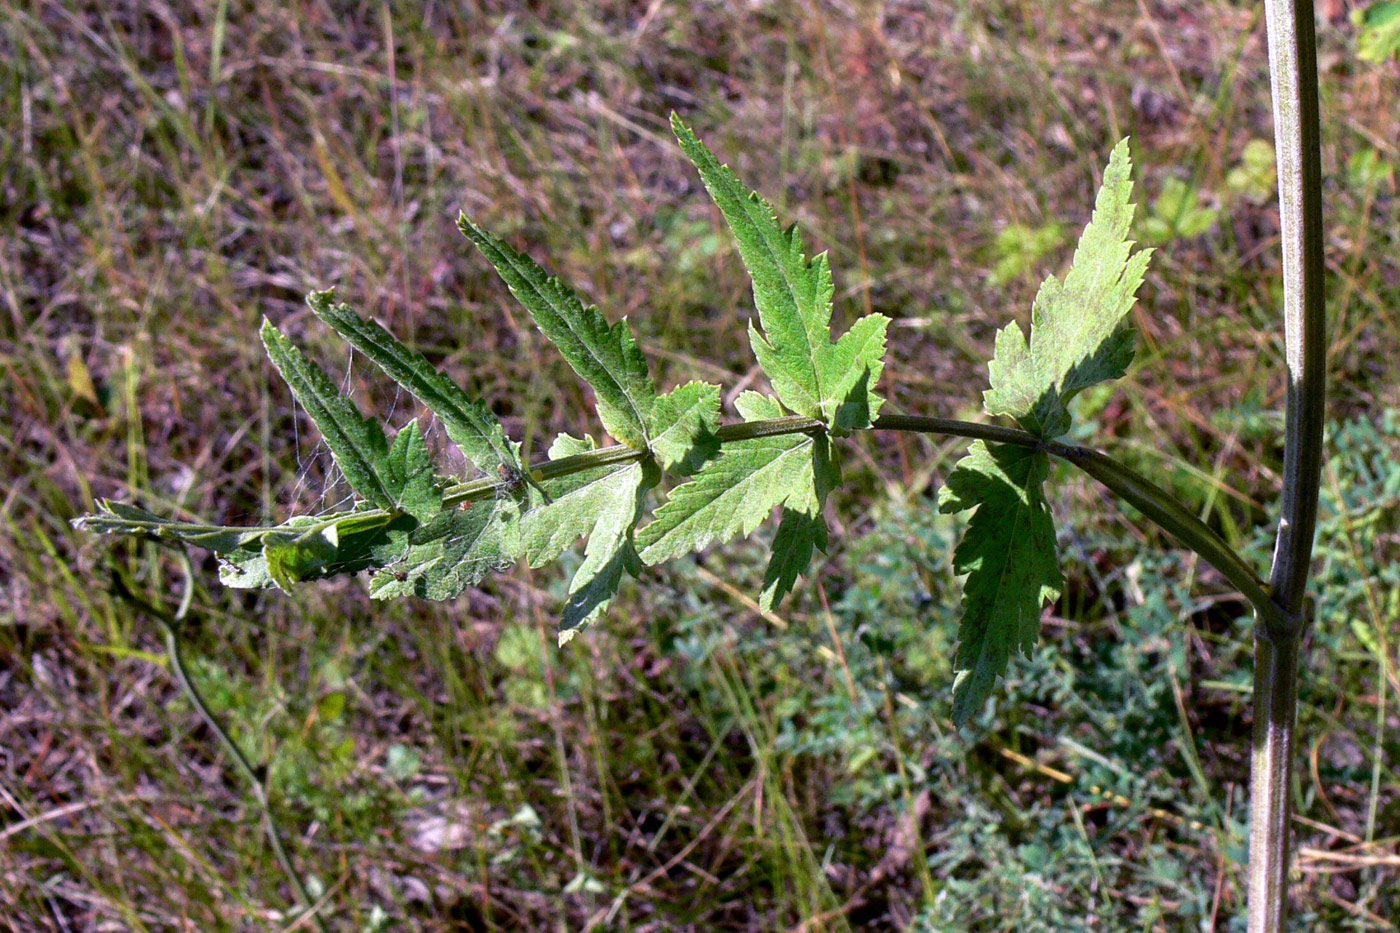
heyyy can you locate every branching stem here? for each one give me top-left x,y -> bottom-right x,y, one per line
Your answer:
99,412 -> 1279,632
1251,0 -> 1326,926
438,414 -> 1285,627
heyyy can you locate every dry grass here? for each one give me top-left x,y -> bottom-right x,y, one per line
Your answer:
2,0 -> 1399,930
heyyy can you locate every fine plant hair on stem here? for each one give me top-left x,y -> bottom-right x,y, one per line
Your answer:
1250,0 -> 1327,928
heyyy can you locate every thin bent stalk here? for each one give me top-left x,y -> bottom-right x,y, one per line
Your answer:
112,558 -> 330,933
1253,0 -> 1327,927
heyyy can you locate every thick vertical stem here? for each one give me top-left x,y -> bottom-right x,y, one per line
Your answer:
1249,632 -> 1301,931
1253,0 -> 1326,928
1262,0 -> 1326,617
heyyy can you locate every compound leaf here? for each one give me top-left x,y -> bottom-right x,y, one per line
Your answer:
637,392 -> 822,566
260,318 -> 395,510
647,380 -> 721,472
938,441 -> 1062,725
983,139 -> 1150,438
459,217 -> 655,450
307,291 -> 521,477
369,497 -> 521,601
672,115 -> 889,432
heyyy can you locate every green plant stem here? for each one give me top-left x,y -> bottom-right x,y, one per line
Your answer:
439,413 -> 1050,505
1249,627 -> 1301,933
94,411 -> 1285,639
447,414 -> 1284,626
111,561 -> 329,933
1049,445 -> 1279,627
1263,0 -> 1326,626
94,413 -> 1279,630
1250,0 -> 1326,927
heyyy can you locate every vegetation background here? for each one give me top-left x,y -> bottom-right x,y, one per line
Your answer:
2,0 -> 1398,929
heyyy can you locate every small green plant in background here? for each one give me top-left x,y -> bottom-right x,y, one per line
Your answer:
1227,139 -> 1279,205
1354,0 -> 1400,61
1141,175 -> 1219,244
75,0 -> 1335,925
987,220 -> 1065,286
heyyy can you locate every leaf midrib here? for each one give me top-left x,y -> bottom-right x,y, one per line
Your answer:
487,242 -> 653,444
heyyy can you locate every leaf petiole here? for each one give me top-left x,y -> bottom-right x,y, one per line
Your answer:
440,414 -> 1280,626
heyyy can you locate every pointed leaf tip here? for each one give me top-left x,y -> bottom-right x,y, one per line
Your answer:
306,291 -> 521,478
259,318 -> 396,511
673,121 -> 888,432
983,139 -> 1150,439
458,218 -> 656,450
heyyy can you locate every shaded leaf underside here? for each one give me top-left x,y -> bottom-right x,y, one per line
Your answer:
939,441 -> 1062,724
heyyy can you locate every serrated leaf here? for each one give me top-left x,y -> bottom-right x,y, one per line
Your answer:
672,115 -> 889,432
307,291 -> 520,477
74,500 -> 267,553
260,319 -> 396,510
636,392 -> 823,566
523,461 -> 646,567
734,390 -> 784,424
647,381 -> 721,472
757,434 -> 837,612
522,446 -> 657,640
458,217 -> 656,450
380,419 -> 442,520
558,462 -> 657,643
983,139 -> 1151,438
824,314 -> 890,433
758,507 -> 824,613
938,441 -> 1062,725
369,497 -> 521,600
